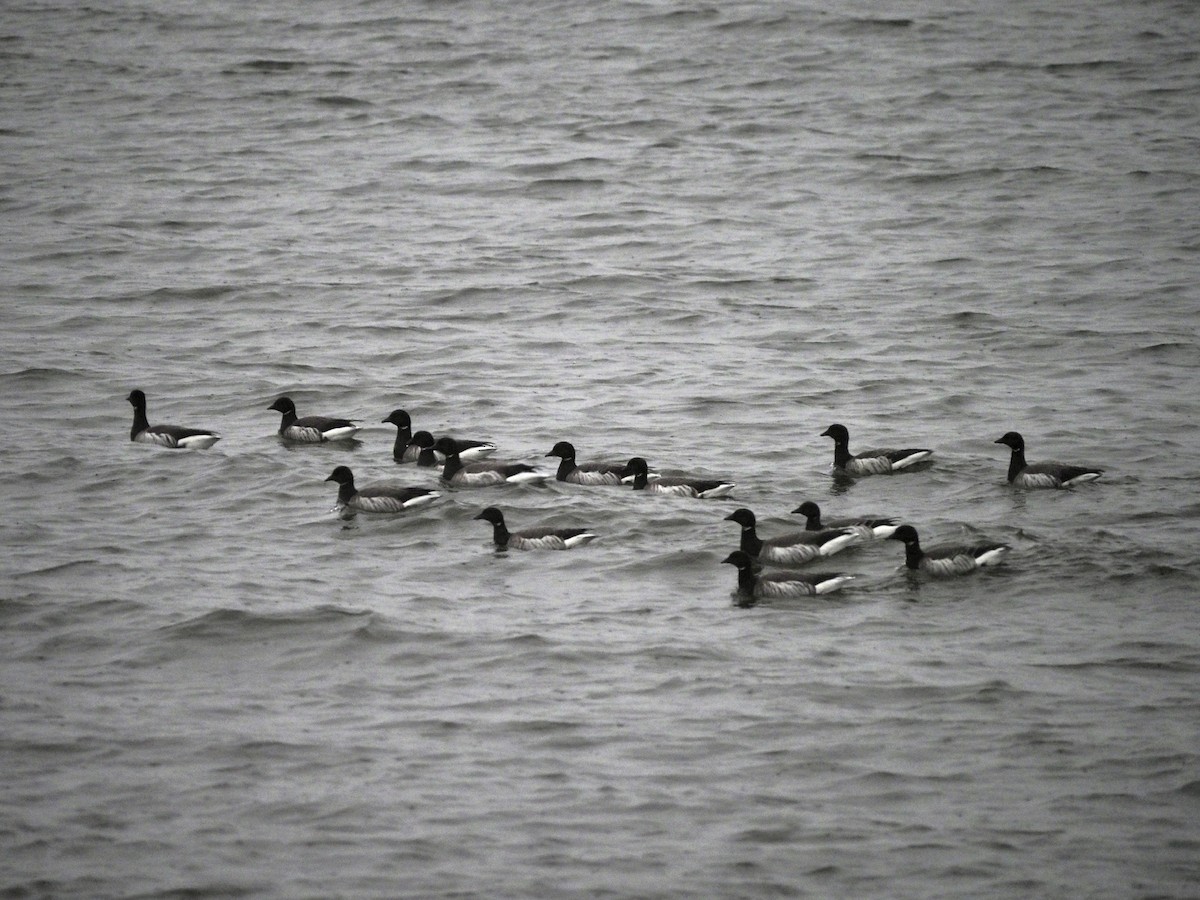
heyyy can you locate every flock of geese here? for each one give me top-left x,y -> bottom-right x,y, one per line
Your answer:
127,389 -> 1105,605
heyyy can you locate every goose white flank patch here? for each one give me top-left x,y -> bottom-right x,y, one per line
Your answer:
626,456 -> 735,499
433,437 -> 549,487
821,423 -> 933,476
473,506 -> 597,551
725,507 -> 859,565
126,389 -> 221,449
722,550 -> 855,604
268,397 -> 359,443
792,500 -> 898,540
436,436 -> 496,462
545,440 -> 635,485
994,431 -> 1103,489
324,465 -> 440,515
382,409 -> 496,463
888,524 -> 1010,576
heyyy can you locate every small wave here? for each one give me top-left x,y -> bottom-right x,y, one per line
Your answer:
391,114 -> 456,132
14,557 -> 124,580
0,366 -> 89,385
734,825 -> 801,844
1043,59 -> 1129,74
507,158 -> 609,178
147,285 -> 236,302
635,7 -> 720,27
314,94 -> 372,108
714,14 -> 794,34
845,17 -> 913,28
939,309 -> 1006,326
960,59 -> 1038,73
1121,341 -> 1199,364
1034,655 -> 1199,674
502,717 -> 586,734
526,177 -> 607,194
160,605 -> 373,642
236,59 -> 305,72
822,16 -> 914,37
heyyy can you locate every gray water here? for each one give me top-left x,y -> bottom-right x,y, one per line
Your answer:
2,1 -> 1199,897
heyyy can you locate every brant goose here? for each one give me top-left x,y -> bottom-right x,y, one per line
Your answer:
545,441 -> 634,485
433,437 -> 549,487
473,506 -> 597,550
127,390 -> 220,449
821,423 -> 933,476
888,524 -> 1009,575
324,465 -> 440,515
269,397 -> 359,443
725,507 -> 858,565
626,456 -> 734,499
994,431 -> 1103,488
382,409 -> 496,463
792,500 -> 898,540
723,550 -> 855,603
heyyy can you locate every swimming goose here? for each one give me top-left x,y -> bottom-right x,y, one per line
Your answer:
433,437 -> 549,487
626,456 -> 735,499
725,507 -> 858,565
269,397 -> 359,443
474,506 -> 597,550
994,431 -> 1103,489
127,390 -> 221,449
403,430 -> 440,466
409,430 -> 498,466
324,465 -> 440,515
382,409 -> 496,463
723,550 -> 855,603
888,524 -> 1009,576
792,500 -> 898,540
545,441 -> 634,485
382,409 -> 422,462
821,423 -> 933,476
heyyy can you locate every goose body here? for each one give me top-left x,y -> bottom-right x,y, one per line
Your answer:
269,397 -> 359,443
127,390 -> 221,449
433,437 -> 549,487
324,465 -> 440,515
382,409 -> 496,463
626,456 -> 735,499
994,431 -> 1102,489
726,507 -> 858,565
888,524 -> 1009,576
545,441 -> 633,485
792,500 -> 898,540
474,506 -> 597,550
723,550 -> 855,603
821,423 -> 933,476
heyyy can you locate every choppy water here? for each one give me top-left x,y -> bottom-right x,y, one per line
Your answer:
3,1 -> 1199,897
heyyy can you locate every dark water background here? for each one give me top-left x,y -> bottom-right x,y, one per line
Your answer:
2,1 -> 1198,896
